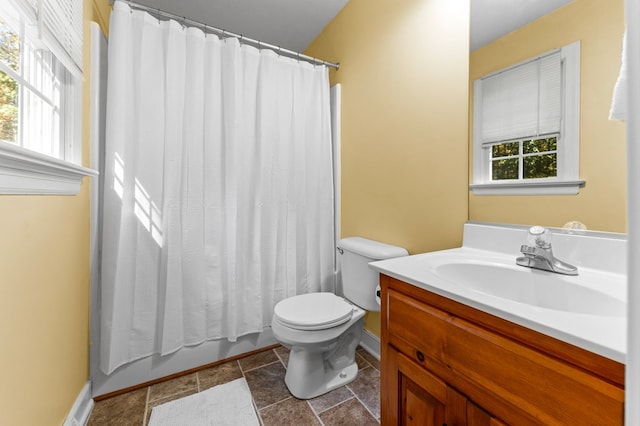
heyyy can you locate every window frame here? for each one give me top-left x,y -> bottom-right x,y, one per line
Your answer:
470,41 -> 584,196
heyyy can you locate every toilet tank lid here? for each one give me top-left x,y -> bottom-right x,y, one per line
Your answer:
338,237 -> 408,260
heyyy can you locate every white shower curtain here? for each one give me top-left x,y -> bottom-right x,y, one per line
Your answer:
100,1 -> 335,375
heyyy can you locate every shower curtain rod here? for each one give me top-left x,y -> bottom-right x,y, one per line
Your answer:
115,0 -> 340,70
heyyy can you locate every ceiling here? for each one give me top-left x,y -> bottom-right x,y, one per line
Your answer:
470,0 -> 574,51
129,0 -> 350,53
127,0 -> 574,53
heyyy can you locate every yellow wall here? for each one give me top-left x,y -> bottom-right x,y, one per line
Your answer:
0,1 -> 108,424
469,0 -> 626,233
306,0 -> 470,337
91,0 -> 111,37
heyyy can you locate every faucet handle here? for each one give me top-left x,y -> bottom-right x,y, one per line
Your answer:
527,226 -> 552,249
520,244 -> 537,256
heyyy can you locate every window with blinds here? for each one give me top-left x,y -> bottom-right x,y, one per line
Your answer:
471,41 -> 583,195
0,0 -> 82,162
0,0 -> 91,194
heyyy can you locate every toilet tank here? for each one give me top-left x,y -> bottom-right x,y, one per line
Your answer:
338,237 -> 408,312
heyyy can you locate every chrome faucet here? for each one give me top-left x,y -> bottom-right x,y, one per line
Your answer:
516,226 -> 578,275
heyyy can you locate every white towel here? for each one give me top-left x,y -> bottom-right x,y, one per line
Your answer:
610,31 -> 627,121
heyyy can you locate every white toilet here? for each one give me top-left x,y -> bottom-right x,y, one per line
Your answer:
271,237 -> 408,399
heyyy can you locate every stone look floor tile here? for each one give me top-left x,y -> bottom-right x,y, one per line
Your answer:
197,360 -> 243,391
259,397 -> 321,425
88,388 -> 147,426
307,386 -> 354,414
357,347 -> 380,370
243,361 -> 292,409
238,349 -> 280,372
87,345 -> 380,425
319,397 -> 379,426
348,366 -> 381,418
355,351 -> 370,370
148,373 -> 197,402
274,345 -> 290,366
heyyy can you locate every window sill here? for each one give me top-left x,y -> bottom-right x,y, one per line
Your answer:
0,141 -> 98,195
470,180 -> 585,196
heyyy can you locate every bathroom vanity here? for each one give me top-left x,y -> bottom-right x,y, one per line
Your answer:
380,275 -> 623,425
371,222 -> 626,425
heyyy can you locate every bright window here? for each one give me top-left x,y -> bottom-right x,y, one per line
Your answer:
0,0 -> 93,194
491,136 -> 558,180
0,17 -> 71,157
471,41 -> 584,195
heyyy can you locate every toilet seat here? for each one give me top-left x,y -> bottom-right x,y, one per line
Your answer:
274,293 -> 354,331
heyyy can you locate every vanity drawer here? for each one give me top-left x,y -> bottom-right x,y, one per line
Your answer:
385,285 -> 624,425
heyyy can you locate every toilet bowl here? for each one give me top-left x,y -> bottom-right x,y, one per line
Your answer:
271,237 -> 408,399
272,292 -> 365,399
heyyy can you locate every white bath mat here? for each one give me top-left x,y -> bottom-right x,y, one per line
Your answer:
148,378 -> 260,426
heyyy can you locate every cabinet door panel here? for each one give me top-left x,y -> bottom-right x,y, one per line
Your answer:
403,376 -> 445,425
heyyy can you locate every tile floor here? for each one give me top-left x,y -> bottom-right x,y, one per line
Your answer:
88,345 -> 381,425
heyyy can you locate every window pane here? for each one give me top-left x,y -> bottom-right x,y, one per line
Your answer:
524,153 -> 557,179
491,142 -> 519,158
0,19 -> 19,72
0,70 -> 18,143
492,158 -> 519,180
21,84 -> 60,157
24,46 -> 58,101
523,137 -> 557,154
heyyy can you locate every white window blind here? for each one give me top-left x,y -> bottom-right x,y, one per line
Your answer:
478,51 -> 561,145
1,0 -> 82,75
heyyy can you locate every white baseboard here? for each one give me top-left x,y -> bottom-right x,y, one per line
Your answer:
359,329 -> 380,361
64,381 -> 94,426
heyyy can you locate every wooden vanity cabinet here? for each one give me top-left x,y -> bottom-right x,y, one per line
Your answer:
380,275 -> 625,426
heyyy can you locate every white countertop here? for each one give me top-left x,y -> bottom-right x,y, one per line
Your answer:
369,223 -> 627,363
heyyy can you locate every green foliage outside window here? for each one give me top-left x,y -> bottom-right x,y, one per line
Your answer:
524,137 -> 556,154
524,153 -> 557,178
492,157 -> 519,180
491,137 -> 558,181
492,142 -> 519,158
0,19 -> 19,143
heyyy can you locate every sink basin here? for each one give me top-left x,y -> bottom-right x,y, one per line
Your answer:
433,261 -> 625,317
368,223 -> 628,362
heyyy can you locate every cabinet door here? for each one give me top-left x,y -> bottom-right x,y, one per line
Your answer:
383,346 -> 466,426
